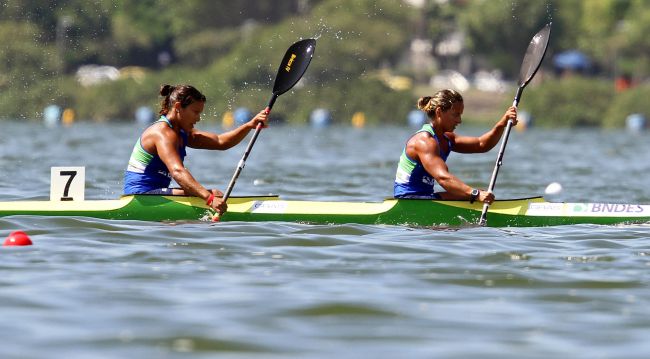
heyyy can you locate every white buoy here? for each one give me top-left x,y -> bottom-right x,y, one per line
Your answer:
253,179 -> 267,186
544,182 -> 563,195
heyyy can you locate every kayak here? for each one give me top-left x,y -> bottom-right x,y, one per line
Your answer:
1,195 -> 650,227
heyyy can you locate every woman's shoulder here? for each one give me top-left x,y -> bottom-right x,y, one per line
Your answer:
407,131 -> 438,151
142,121 -> 179,141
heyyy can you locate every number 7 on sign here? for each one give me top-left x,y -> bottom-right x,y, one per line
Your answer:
59,171 -> 77,201
50,167 -> 85,201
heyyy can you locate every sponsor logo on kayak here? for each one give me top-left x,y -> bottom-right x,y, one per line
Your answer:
529,203 -> 562,211
571,203 -> 648,216
572,204 -> 588,212
285,54 -> 297,72
251,201 -> 288,213
527,203 -> 562,216
529,202 -> 649,216
588,203 -> 644,213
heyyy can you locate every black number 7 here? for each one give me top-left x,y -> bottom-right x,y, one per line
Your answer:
60,171 -> 77,201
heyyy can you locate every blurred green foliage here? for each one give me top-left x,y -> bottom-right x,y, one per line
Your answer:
604,84 -> 650,128
0,0 -> 649,126
519,77 -> 650,129
521,77 -> 613,127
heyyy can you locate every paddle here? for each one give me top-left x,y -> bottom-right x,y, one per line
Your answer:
478,23 -> 551,226
213,38 -> 316,221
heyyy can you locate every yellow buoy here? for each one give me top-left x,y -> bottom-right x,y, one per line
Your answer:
222,111 -> 234,128
351,112 -> 366,128
62,108 -> 76,126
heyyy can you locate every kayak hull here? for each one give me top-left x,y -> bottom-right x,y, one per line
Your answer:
1,195 -> 649,227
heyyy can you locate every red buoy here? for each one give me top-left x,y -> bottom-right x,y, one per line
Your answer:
3,231 -> 33,246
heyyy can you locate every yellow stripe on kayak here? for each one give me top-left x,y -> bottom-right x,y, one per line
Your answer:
431,197 -> 546,215
228,199 -> 398,215
0,196 -> 134,212
164,195 -> 284,212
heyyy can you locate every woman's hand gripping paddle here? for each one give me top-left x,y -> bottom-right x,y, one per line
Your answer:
479,23 -> 551,226
213,39 -> 316,221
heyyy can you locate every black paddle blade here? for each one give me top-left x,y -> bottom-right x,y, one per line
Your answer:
272,39 -> 316,96
518,23 -> 551,87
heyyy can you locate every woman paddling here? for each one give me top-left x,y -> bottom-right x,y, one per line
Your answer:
394,89 -> 517,203
123,84 -> 268,215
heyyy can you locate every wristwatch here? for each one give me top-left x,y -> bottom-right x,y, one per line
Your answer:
469,188 -> 480,204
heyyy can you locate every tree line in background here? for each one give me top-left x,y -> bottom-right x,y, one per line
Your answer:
0,0 -> 649,127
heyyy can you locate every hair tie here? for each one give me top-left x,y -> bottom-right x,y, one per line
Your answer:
427,99 -> 435,112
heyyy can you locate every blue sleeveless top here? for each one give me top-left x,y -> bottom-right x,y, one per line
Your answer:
123,116 -> 188,195
394,123 -> 452,198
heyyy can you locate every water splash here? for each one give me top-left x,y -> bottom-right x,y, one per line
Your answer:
545,2 -> 554,23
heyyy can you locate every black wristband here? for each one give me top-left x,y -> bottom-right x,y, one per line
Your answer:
470,188 -> 480,204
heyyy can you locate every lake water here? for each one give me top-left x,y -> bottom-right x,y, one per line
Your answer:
1,120 -> 650,358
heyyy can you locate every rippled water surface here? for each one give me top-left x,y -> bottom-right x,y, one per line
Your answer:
2,121 -> 650,358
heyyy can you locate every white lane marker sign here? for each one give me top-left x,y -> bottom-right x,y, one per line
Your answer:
50,167 -> 85,201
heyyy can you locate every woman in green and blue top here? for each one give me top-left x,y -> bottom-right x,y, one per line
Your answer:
394,89 -> 517,204
124,84 -> 268,215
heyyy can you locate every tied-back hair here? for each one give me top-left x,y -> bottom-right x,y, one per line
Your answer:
417,89 -> 463,118
159,84 -> 207,115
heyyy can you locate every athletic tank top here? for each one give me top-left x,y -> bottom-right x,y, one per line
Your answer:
123,116 -> 188,195
393,123 -> 452,198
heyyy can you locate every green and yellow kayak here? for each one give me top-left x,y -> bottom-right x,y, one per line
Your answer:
1,195 -> 649,227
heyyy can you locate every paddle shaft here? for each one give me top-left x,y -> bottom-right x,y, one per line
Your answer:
478,91 -> 521,226
221,93 -> 277,202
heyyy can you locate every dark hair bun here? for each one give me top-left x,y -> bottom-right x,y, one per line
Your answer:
417,96 -> 432,111
160,84 -> 174,97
